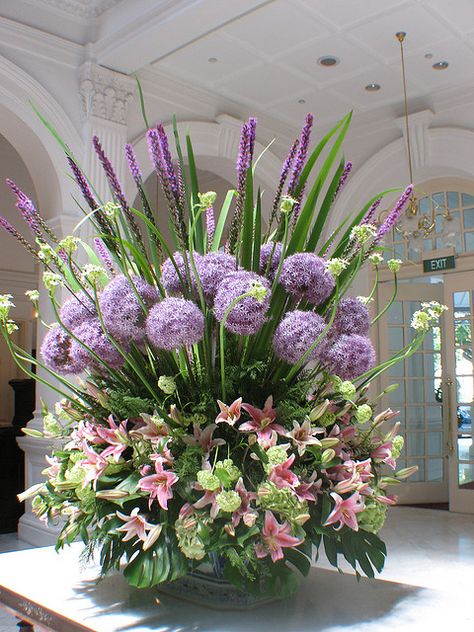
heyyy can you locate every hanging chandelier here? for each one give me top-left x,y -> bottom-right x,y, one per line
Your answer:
394,31 -> 458,251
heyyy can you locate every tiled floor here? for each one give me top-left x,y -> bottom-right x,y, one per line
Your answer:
0,507 -> 473,630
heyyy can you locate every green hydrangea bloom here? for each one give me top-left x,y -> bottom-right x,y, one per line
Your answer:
319,411 -> 337,427
263,445 -> 288,473
157,375 -> 177,395
215,459 -> 240,482
175,517 -> 206,560
355,404 -> 372,424
43,413 -> 61,436
391,435 -> 404,460
197,470 -> 221,491
258,482 -> 309,525
216,490 -> 241,512
337,380 -> 356,400
64,463 -> 86,486
358,499 -> 387,534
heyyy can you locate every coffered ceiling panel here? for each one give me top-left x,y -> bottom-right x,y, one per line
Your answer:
297,0 -> 410,30
427,0 -> 474,36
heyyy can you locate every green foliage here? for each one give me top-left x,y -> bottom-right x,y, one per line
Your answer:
106,390 -> 155,419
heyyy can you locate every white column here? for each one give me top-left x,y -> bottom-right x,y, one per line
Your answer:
17,62 -> 134,545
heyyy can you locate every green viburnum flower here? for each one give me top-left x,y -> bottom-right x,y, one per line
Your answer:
198,191 -> 217,208
391,435 -> 404,460
258,482 -> 309,526
157,375 -> 177,395
215,459 -> 240,482
102,201 -> 120,219
319,411 -> 337,427
59,236 -> 79,255
43,413 -> 61,437
358,498 -> 387,534
175,515 -> 206,560
263,445 -> 289,473
0,294 -> 15,322
64,462 -> 86,487
280,195 -> 297,214
369,252 -> 384,266
355,404 -> 373,424
43,272 -> 64,292
387,258 -> 403,273
248,280 -> 268,303
197,470 -> 221,491
31,494 -> 47,514
25,290 -> 40,303
350,224 -> 377,245
338,380 -> 356,401
216,490 -> 241,513
326,258 -> 349,277
81,264 -> 108,287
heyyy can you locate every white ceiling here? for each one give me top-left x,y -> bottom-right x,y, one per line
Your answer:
3,0 -> 474,131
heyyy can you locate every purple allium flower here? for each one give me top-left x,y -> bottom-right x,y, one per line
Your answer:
70,318 -> 124,370
99,275 -> 159,343
320,334 -> 375,380
273,310 -> 326,364
329,297 -> 370,337
259,242 -> 283,280
279,253 -> 335,306
146,298 -> 204,350
160,251 -> 202,295
214,271 -> 271,335
40,326 -> 84,375
59,292 -> 96,330
194,252 -> 237,304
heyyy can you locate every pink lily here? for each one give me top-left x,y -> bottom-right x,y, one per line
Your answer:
232,477 -> 257,527
371,442 -> 396,469
255,511 -> 303,562
323,491 -> 365,531
138,460 -> 178,510
116,507 -> 154,542
287,418 -> 323,455
375,493 -> 398,505
81,441 -> 109,486
194,489 -> 220,519
294,474 -> 321,503
130,414 -> 170,443
182,423 -> 225,455
268,454 -> 299,491
42,455 -> 61,479
216,398 -> 242,426
240,396 -> 286,441
96,416 -> 129,462
150,442 -> 174,467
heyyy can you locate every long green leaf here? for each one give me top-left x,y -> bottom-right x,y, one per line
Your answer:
211,189 -> 236,251
186,132 -> 204,252
173,116 -> 191,211
134,75 -> 149,129
252,188 -> 262,272
240,170 -> 254,269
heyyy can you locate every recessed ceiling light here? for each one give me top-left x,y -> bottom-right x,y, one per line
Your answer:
365,83 -> 381,92
424,53 -> 433,59
208,57 -> 218,63
298,98 -> 306,104
317,55 -> 340,67
432,60 -> 448,70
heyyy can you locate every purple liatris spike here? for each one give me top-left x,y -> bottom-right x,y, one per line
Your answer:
156,124 -> 179,199
206,206 -> 215,248
247,117 -> 257,163
375,185 -> 414,242
125,144 -> 142,186
333,161 -> 353,201
6,179 -> 42,238
67,157 -> 98,211
0,215 -> 38,257
287,113 -> 314,195
94,238 -> 115,274
361,197 -> 382,225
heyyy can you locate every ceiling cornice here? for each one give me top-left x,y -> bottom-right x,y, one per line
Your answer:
35,0 -> 123,18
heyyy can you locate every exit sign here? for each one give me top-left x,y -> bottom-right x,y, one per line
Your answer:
423,255 -> 456,273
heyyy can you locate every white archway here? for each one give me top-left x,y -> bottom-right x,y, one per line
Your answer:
125,114 -> 282,217
331,123 -> 474,237
0,55 -> 82,217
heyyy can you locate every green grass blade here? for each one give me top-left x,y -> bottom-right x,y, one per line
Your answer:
211,189 -> 236,251
185,132 -> 204,252
252,188 -> 262,272
134,75 -> 150,129
240,170 -> 254,270
305,158 -> 344,252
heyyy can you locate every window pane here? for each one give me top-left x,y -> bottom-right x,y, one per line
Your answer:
457,376 -> 473,405
407,459 -> 425,482
456,349 -> 472,376
459,461 -> 474,489
406,406 -> 425,427
388,361 -> 404,377
387,382 -> 405,404
454,292 -> 471,318
426,406 -> 442,428
463,207 -> 474,229
406,380 -> 424,403
427,432 -> 443,456
462,193 -> 474,206
419,197 -> 430,213
388,327 -> 404,351
387,301 -> 403,325
457,405 -> 472,431
447,191 -> 459,209
455,321 -> 471,346
406,433 -> 424,456
432,192 -> 444,207
458,434 -> 473,462
406,353 -> 423,377
427,459 -> 443,481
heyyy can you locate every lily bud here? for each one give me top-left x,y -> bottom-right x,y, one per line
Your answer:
143,524 -> 163,551
224,524 -> 236,537
379,476 -> 401,487
320,437 -> 340,449
243,512 -> 257,527
373,408 -> 399,426
321,448 -> 336,464
294,513 -> 311,526
310,399 -> 330,422
395,466 -> 418,480
17,483 -> 46,503
21,427 -> 44,438
95,489 -> 130,500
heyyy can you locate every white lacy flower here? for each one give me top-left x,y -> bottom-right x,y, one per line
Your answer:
43,272 -> 64,292
198,191 -> 217,208
369,253 -> 384,266
387,258 -> 403,273
357,295 -> 374,305
0,294 -> 15,321
25,290 -> 40,303
326,258 -> 349,277
81,264 -> 108,287
350,224 -> 377,245
59,236 -> 79,255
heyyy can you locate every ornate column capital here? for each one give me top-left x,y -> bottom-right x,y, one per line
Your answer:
79,61 -> 134,125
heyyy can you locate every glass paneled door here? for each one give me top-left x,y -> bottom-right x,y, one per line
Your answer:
443,273 -> 474,513
378,281 -> 447,504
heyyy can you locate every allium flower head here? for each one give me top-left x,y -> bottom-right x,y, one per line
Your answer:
329,297 -> 370,337
70,318 -> 124,370
259,242 -> 283,280
194,252 -> 237,304
387,258 -> 402,273
146,298 -> 204,350
59,292 -> 96,330
40,325 -> 84,374
160,251 -> 201,295
213,271 -> 271,335
99,274 -> 159,343
320,334 -> 375,380
273,310 -> 326,364
279,253 -> 335,306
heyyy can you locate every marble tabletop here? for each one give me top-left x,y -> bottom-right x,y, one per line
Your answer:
0,540 -> 470,632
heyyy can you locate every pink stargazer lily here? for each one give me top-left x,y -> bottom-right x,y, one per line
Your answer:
371,442 -> 396,469
182,423 -> 225,455
323,491 -> 365,531
216,398 -> 242,426
138,460 -> 178,510
194,489 -> 220,519
255,511 -> 303,562
268,454 -> 300,491
240,396 -> 286,442
81,441 -> 109,486
232,477 -> 257,527
116,507 -> 154,542
287,418 -> 323,455
95,416 -> 129,462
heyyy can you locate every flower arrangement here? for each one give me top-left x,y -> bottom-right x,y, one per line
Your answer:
0,110 -> 445,599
